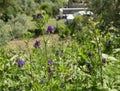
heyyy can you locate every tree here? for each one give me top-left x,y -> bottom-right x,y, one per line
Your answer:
90,0 -> 120,28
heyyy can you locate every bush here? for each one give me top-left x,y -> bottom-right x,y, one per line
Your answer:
67,15 -> 91,35
40,2 -> 53,16
59,27 -> 71,39
7,14 -> 36,39
0,20 -> 11,45
40,0 -> 67,17
90,0 -> 120,29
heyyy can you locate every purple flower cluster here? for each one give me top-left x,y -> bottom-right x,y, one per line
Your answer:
33,40 -> 40,48
36,13 -> 43,19
18,59 -> 25,67
46,26 -> 54,33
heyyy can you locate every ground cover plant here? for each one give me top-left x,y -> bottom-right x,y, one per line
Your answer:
0,0 -> 120,91
0,18 -> 120,90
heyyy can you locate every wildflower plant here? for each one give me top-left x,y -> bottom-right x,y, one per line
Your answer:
34,13 -> 49,36
36,13 -> 43,19
0,11 -> 119,91
33,40 -> 40,48
46,26 -> 54,34
18,59 -> 25,67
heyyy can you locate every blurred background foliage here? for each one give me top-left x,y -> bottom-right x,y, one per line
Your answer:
89,0 -> 120,29
0,0 -> 67,44
0,0 -> 120,90
0,0 -> 120,43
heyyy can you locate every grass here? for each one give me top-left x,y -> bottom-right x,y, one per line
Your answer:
45,18 -> 66,28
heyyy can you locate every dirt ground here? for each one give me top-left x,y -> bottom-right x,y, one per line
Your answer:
8,19 -> 67,50
8,34 -> 60,50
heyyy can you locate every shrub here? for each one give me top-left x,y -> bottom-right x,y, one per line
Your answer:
90,0 -> 120,29
40,2 -> 53,16
59,27 -> 71,39
7,14 -> 36,39
0,20 -> 11,45
67,15 -> 91,35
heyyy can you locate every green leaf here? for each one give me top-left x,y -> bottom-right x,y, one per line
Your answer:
102,53 -> 117,61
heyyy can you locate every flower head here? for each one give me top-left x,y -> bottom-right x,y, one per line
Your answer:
107,40 -> 112,46
36,13 -> 43,19
46,26 -> 54,33
102,58 -> 106,63
87,52 -> 92,57
48,59 -> 54,65
34,40 -> 40,48
86,63 -> 92,69
18,59 -> 25,67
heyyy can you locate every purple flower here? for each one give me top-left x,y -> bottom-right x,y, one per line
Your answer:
87,52 -> 92,57
36,13 -> 43,19
46,26 -> 54,33
102,58 -> 106,63
34,40 -> 40,48
18,59 -> 25,67
86,63 -> 92,69
107,40 -> 112,46
48,59 -> 54,65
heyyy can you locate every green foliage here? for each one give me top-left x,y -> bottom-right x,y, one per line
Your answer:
40,0 -> 67,17
0,20 -> 11,45
40,2 -> 53,16
0,0 -> 67,40
59,27 -> 71,39
67,15 -> 91,35
34,13 -> 49,36
90,0 -> 120,29
0,0 -> 38,16
7,14 -> 36,39
0,25 -> 119,90
0,0 -> 119,90
15,0 -> 36,15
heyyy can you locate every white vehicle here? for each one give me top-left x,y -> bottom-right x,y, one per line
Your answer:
66,10 -> 93,22
59,8 -> 88,18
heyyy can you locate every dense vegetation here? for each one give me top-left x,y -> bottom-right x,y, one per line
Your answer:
0,0 -> 120,90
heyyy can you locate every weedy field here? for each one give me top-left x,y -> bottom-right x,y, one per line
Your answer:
1,17 -> 120,90
0,0 -> 120,91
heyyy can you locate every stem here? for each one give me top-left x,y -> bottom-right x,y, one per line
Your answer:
94,30 -> 103,86
43,35 -> 50,90
25,40 -> 34,81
